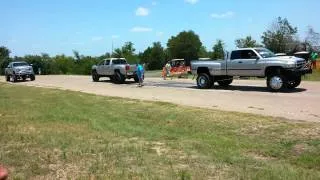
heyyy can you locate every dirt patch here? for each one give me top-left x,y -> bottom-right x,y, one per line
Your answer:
247,152 -> 276,161
292,144 -> 309,156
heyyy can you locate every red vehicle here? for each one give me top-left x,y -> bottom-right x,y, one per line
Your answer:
162,59 -> 191,79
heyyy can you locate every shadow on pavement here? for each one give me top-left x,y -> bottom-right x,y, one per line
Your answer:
189,85 -> 307,93
99,80 -> 137,84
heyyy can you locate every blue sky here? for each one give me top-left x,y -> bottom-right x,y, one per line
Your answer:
1,0 -> 319,56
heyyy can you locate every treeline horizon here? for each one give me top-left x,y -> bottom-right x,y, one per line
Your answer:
1,17 -> 319,75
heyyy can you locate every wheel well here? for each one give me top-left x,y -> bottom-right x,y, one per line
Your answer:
265,66 -> 284,76
197,67 -> 209,75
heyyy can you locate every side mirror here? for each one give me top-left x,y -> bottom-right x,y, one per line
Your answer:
256,57 -> 260,60
30,64 -> 33,66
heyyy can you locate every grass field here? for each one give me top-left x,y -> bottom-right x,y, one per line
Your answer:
302,69 -> 320,81
0,83 -> 320,179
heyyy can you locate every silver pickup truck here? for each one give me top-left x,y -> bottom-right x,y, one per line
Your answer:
91,58 -> 138,84
191,48 -> 312,91
5,61 -> 35,82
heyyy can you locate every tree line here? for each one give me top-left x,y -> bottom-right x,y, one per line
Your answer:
1,17 -> 319,75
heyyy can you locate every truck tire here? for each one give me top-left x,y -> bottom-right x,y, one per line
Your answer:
196,73 -> 213,89
110,76 -> 116,82
114,71 -> 125,84
5,75 -> 10,82
30,75 -> 35,81
217,79 -> 233,87
287,76 -> 301,89
92,70 -> 100,82
12,74 -> 17,83
134,75 -> 139,83
267,74 -> 286,92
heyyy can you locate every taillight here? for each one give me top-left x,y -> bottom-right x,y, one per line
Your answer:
125,65 -> 130,71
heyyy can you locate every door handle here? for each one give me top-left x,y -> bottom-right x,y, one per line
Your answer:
238,61 -> 243,63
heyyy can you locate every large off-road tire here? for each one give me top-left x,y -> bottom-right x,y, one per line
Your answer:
134,75 -> 139,83
110,76 -> 116,82
5,75 -> 10,82
12,74 -> 17,83
92,70 -> 100,82
114,71 -> 125,84
196,73 -> 213,89
287,76 -> 301,89
267,74 -> 287,92
22,75 -> 27,81
217,78 -> 233,87
30,75 -> 35,81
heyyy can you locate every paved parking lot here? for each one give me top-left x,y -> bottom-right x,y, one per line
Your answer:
1,75 -> 320,122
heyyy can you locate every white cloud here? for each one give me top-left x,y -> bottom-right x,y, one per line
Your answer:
185,0 -> 199,5
91,36 -> 104,41
156,31 -> 164,37
111,35 -> 120,39
130,27 -> 153,32
210,11 -> 235,19
135,7 -> 149,16
152,1 -> 157,6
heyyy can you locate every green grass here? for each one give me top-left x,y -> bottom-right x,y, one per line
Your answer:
302,69 -> 320,81
0,83 -> 320,179
145,70 -> 162,77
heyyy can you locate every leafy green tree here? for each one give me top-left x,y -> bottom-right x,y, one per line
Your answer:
198,46 -> 209,58
211,40 -> 225,59
167,30 -> 202,65
305,26 -> 320,51
139,47 -> 152,65
112,42 -> 138,63
0,46 -> 11,75
73,50 -> 81,62
24,55 -> 44,74
122,42 -> 138,63
52,55 -> 75,74
235,36 -> 261,48
140,42 -> 165,70
0,46 -> 10,59
112,48 -> 123,58
261,17 -> 298,53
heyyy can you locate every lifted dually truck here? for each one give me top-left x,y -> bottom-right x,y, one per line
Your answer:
5,61 -> 35,82
92,58 -> 139,84
191,48 -> 312,92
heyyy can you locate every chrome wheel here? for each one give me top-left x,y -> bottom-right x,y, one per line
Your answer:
199,77 -> 206,86
269,76 -> 283,90
196,73 -> 212,89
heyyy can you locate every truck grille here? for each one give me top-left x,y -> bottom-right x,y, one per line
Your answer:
296,60 -> 305,69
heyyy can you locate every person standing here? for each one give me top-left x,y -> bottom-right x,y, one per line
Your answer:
311,52 -> 318,69
136,63 -> 144,87
165,61 -> 171,79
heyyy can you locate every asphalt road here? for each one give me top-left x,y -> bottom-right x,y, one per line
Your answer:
1,75 -> 320,122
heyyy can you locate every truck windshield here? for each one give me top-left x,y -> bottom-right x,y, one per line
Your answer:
255,48 -> 276,58
112,59 -> 127,64
13,62 -> 28,67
